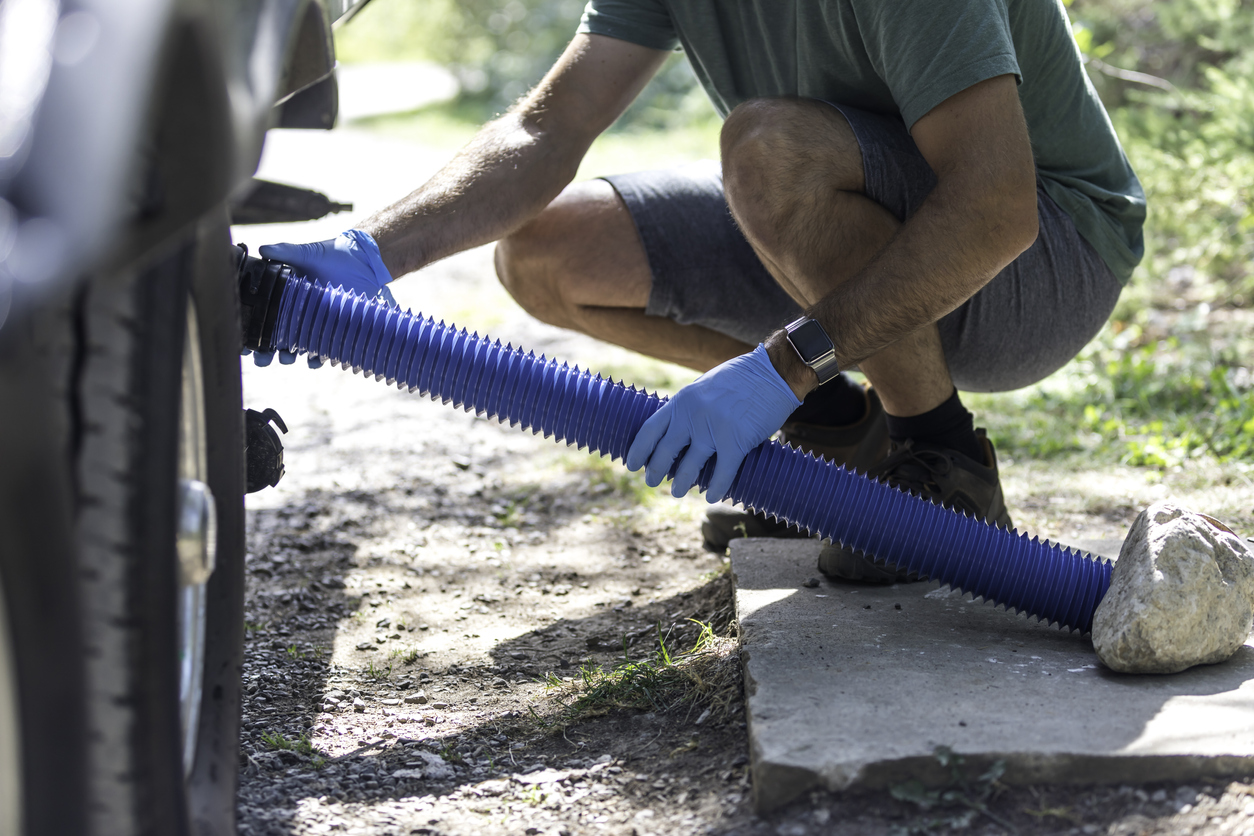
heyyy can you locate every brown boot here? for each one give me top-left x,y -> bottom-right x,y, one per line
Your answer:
816,429 -> 1013,583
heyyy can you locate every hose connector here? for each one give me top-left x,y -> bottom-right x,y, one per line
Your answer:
233,245 -> 292,353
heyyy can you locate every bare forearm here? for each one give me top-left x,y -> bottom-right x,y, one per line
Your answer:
359,111 -> 589,277
356,34 -> 667,279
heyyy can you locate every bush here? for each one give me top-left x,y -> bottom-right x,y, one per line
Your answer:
1069,0 -> 1254,310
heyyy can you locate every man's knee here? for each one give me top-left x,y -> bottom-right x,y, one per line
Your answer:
721,98 -> 864,222
494,227 -> 569,327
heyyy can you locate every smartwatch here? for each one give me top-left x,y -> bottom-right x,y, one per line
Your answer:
784,316 -> 841,385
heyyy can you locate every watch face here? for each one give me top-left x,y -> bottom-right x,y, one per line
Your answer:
789,320 -> 833,362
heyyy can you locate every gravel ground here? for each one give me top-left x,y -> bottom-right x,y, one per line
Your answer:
232,129 -> 1254,836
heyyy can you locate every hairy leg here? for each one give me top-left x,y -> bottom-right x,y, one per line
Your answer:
721,98 -> 953,416
494,179 -> 750,372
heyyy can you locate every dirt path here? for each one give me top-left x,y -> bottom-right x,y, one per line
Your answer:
232,129 -> 1254,836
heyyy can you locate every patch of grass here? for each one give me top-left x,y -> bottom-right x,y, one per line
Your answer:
259,731 -> 326,767
889,746 -> 1013,834
365,660 -> 393,680
389,647 -> 422,665
540,619 -> 741,729
968,328 -> 1254,469
700,563 -> 731,583
563,454 -> 660,507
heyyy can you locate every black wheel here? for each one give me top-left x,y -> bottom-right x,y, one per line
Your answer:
0,213 -> 245,836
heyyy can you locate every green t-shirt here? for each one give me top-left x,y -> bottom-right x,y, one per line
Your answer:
577,0 -> 1145,283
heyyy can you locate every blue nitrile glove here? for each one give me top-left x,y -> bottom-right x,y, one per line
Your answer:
245,229 -> 398,367
625,344 -> 801,502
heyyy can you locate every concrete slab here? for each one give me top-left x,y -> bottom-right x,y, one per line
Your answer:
732,538 -> 1254,812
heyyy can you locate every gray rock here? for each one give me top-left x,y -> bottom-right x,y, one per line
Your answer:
412,751 -> 455,780
1092,502 -> 1254,674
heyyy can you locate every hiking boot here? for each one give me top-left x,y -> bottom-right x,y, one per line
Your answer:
702,385 -> 890,552
817,429 -> 1013,583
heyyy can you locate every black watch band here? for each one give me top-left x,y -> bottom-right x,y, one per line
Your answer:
784,317 -> 841,385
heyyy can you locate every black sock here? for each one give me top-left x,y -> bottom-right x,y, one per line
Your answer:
786,372 -> 867,426
884,389 -> 984,462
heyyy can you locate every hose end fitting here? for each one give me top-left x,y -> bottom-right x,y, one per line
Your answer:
233,245 -> 292,353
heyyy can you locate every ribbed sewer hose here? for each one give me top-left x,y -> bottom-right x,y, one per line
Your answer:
238,254 -> 1112,633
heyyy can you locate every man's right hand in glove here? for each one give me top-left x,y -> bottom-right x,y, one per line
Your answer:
246,229 -> 398,367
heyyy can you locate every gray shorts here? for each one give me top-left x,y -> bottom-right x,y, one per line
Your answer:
603,103 -> 1122,393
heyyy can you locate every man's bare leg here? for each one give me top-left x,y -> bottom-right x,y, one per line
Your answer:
494,179 -> 750,373
720,98 -> 954,417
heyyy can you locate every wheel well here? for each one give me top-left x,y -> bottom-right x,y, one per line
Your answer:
279,0 -> 336,103
122,15 -> 234,266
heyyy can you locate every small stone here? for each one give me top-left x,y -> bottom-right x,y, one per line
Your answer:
392,768 -> 424,780
352,698 -> 366,712
404,692 -> 428,704
380,699 -> 400,706
1151,789 -> 1168,803
1092,502 -> 1254,674
432,702 -> 449,709
354,643 -> 376,652
412,751 -> 455,780
514,768 -> 571,785
802,578 -> 820,589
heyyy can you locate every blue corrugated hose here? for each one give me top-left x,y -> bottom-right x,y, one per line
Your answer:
263,274 -> 1111,632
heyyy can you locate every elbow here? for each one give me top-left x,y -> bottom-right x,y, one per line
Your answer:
1007,192 -> 1039,259
988,174 -> 1039,263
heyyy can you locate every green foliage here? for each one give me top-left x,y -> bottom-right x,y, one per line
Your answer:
1069,0 -> 1254,308
364,659 -> 393,680
260,732 -> 324,765
969,327 -> 1254,467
